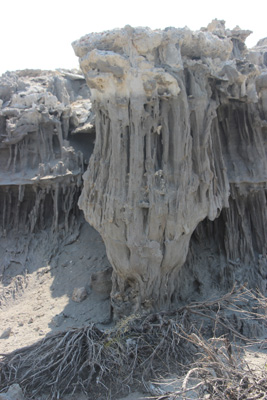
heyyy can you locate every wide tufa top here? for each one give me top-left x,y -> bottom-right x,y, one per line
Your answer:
72,20 -> 253,63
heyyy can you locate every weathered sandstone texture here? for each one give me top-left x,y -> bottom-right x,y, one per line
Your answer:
0,69 -> 94,234
73,20 -> 267,318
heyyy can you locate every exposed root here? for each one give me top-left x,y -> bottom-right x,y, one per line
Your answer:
154,334 -> 267,400
0,286 -> 266,399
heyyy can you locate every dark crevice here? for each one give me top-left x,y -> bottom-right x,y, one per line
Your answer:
68,131 -> 96,167
184,68 -> 192,96
156,131 -> 163,170
126,125 -> 130,175
143,134 -> 147,174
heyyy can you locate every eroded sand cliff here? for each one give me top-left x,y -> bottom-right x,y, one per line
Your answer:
72,20 -> 267,318
0,20 -> 266,326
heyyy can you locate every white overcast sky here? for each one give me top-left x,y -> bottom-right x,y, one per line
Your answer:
0,0 -> 266,75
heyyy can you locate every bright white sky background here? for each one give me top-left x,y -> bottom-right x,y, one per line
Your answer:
0,0 -> 266,75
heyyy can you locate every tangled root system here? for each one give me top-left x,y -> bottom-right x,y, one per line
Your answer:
0,286 -> 266,399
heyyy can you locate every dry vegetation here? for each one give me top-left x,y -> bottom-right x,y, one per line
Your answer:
0,286 -> 266,399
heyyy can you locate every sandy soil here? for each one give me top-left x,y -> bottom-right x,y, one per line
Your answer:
0,221 -> 153,399
0,222 -> 113,354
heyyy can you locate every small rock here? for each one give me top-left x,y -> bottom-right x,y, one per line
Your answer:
0,384 -> 25,400
28,317 -> 33,324
0,327 -> 12,339
7,384 -> 24,400
51,314 -> 65,327
90,267 -> 112,299
72,287 -> 87,302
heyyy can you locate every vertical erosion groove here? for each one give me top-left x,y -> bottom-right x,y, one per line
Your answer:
0,69 -> 93,235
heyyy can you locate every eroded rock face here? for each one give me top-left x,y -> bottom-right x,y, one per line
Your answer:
73,20 -> 267,319
0,69 -> 95,233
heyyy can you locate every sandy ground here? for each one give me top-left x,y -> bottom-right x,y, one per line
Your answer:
0,221 -> 266,400
0,222 -> 112,355
0,221 -> 152,399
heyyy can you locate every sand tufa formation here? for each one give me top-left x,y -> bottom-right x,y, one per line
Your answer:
72,20 -> 267,318
0,20 -> 266,322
